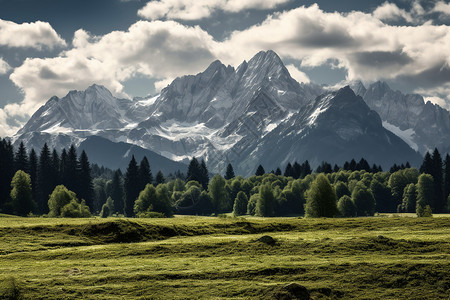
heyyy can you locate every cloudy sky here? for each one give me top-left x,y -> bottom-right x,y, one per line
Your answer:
1,0 -> 450,136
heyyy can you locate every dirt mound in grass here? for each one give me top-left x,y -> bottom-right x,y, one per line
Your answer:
256,235 -> 277,246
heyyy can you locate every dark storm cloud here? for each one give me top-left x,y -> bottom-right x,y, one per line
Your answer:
350,50 -> 413,69
38,66 -> 59,79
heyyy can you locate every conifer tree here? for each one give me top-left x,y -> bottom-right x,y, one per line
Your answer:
431,148 -> 444,212
301,161 -> 312,177
275,168 -> 282,176
293,162 -> 302,179
420,152 -> 433,174
224,163 -> 235,180
255,165 -> 265,176
110,169 -> 124,214
14,142 -> 29,173
66,145 -> 79,193
37,143 -> 53,214
28,148 -> 38,204
200,159 -> 209,190
186,157 -> 201,183
51,149 -> 60,185
78,150 -> 93,210
124,155 -> 140,217
444,154 -> 450,210
155,171 -> 165,185
139,156 -> 153,190
60,148 -> 69,187
0,139 -> 14,213
284,163 -> 294,177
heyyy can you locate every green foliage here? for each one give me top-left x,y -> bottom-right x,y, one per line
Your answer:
10,170 -> 34,216
337,195 -> 356,217
134,184 -> 173,217
401,183 -> 416,213
351,182 -> 375,216
334,181 -> 350,199
370,178 -> 392,213
255,184 -> 275,217
247,194 -> 259,215
208,175 -> 229,214
48,185 -> 78,217
416,174 -> 434,208
233,191 -> 248,216
305,174 -> 337,218
61,199 -> 92,218
100,197 -> 114,218
416,204 -> 433,217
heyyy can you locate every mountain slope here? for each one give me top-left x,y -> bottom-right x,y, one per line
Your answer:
353,81 -> 450,154
13,50 -> 425,176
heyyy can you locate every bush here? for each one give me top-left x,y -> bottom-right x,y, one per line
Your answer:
100,197 -> 114,218
136,211 -> 166,218
48,185 -> 91,217
61,199 -> 92,218
416,204 -> 433,217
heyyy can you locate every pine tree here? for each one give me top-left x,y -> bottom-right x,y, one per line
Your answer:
200,160 -> 209,190
284,163 -> 294,177
186,157 -> 201,183
60,148 -> 69,187
10,170 -> 34,216
224,163 -> 235,180
51,149 -> 60,185
66,145 -> 79,193
0,139 -> 14,213
139,156 -> 153,190
431,148 -> 444,212
275,168 -> 282,176
420,152 -> 433,174
305,174 -> 337,217
255,165 -> 265,176
357,158 -> 370,172
155,171 -> 165,185
301,161 -> 311,177
14,141 -> 29,173
293,162 -> 302,179
28,148 -> 38,205
110,169 -> 124,214
444,154 -> 450,210
78,150 -> 93,211
124,155 -> 140,217
37,143 -> 53,214
349,159 -> 357,171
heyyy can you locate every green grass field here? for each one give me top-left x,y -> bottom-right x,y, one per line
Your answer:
1,215 -> 449,299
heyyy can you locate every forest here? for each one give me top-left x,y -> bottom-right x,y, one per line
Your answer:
1,138 -> 449,219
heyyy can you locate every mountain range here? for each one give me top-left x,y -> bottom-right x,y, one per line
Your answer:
12,50 -> 447,176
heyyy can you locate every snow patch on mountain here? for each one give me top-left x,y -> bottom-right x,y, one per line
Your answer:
382,121 -> 418,151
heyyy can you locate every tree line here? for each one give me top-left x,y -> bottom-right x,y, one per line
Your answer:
1,138 -> 449,218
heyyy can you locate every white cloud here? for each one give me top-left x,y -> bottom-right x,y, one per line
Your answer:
8,21 -> 218,119
433,1 -> 450,15
0,57 -> 11,74
0,108 -> 19,137
285,64 -> 310,83
138,0 -> 292,20
373,2 -> 413,23
0,19 -> 66,50
6,4 -> 450,124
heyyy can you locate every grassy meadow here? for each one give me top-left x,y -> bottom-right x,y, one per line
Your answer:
0,215 -> 449,299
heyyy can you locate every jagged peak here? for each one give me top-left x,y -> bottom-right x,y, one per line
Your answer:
248,50 -> 284,67
368,81 -> 391,92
